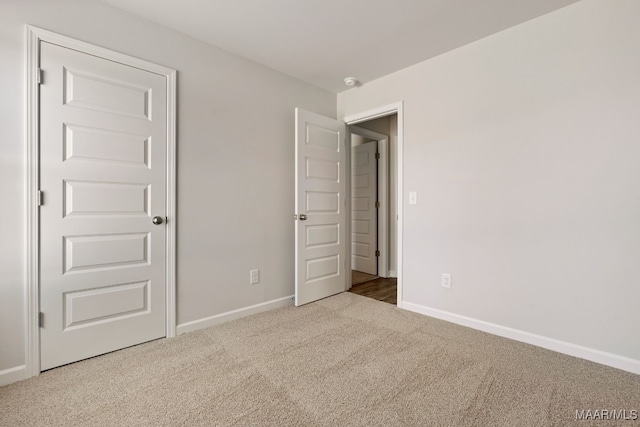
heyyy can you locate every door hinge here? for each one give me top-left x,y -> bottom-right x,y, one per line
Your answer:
375,250 -> 380,257
39,312 -> 44,328
37,69 -> 43,85
375,152 -> 380,159
375,201 -> 380,209
37,190 -> 44,206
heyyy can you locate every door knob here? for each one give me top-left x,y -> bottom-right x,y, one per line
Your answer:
299,214 -> 307,221
152,216 -> 164,225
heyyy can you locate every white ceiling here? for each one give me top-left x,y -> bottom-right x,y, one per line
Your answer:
99,0 -> 580,93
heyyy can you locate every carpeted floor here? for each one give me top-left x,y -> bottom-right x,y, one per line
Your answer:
1,293 -> 639,426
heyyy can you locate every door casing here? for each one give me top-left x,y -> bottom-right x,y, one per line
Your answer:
25,25 -> 177,378
343,103 -> 404,307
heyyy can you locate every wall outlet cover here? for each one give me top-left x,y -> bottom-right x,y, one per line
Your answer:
250,269 -> 260,285
441,273 -> 451,289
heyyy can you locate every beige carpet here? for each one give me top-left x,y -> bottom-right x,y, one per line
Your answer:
1,293 -> 639,426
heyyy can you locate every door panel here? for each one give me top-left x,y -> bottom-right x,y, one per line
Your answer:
306,224 -> 340,247
295,109 -> 347,306
63,124 -> 149,165
63,233 -> 149,272
63,67 -> 151,119
39,42 -> 167,370
64,180 -> 149,216
351,141 -> 378,274
63,281 -> 149,330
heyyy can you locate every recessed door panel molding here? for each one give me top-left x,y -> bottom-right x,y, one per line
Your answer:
352,174 -> 369,189
63,281 -> 149,330
306,254 -> 340,283
353,242 -> 370,258
63,233 -> 149,274
306,191 -> 340,214
63,67 -> 151,120
306,123 -> 341,152
352,197 -> 370,212
64,180 -> 149,217
306,224 -> 340,248
295,108 -> 347,306
63,124 -> 150,166
352,219 -> 370,235
306,157 -> 339,182
354,150 -> 369,166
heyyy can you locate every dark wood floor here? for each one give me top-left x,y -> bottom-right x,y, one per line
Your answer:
348,272 -> 397,305
351,270 -> 379,286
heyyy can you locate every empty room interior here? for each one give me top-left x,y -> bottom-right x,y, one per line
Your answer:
1,0 -> 640,425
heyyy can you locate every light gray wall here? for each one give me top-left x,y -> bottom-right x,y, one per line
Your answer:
350,134 -> 373,147
0,0 -> 335,372
355,116 -> 391,137
339,0 -> 640,361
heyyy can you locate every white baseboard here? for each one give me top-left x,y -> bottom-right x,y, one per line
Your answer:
388,269 -> 397,278
176,295 -> 294,335
402,302 -> 640,376
0,365 -> 26,387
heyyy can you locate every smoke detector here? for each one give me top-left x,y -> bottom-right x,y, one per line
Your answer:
344,77 -> 358,87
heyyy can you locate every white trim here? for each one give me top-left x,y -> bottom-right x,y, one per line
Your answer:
25,25 -> 177,379
342,102 -> 404,308
26,26 -> 175,76
344,103 -> 401,125
349,126 -> 389,278
165,68 -> 177,339
403,302 -> 640,376
25,25 -> 40,379
0,365 -> 26,387
176,296 -> 295,335
345,123 -> 352,290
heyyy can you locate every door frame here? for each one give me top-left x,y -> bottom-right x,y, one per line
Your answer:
343,102 -> 404,307
349,126 -> 390,278
25,25 -> 177,378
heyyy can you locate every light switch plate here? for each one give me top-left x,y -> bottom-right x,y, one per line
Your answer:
409,191 -> 417,205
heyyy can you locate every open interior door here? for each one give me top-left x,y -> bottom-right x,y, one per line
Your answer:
295,108 -> 347,306
351,141 -> 378,275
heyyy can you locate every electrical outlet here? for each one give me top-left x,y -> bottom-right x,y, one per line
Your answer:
441,273 -> 451,289
250,269 -> 260,285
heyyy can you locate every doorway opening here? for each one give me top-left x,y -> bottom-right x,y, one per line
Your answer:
347,113 -> 399,305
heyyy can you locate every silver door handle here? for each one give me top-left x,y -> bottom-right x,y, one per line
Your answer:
152,216 -> 164,225
299,214 -> 307,221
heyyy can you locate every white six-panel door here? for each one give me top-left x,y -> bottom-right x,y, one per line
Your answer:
351,141 -> 378,275
39,42 -> 167,370
295,108 -> 347,306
